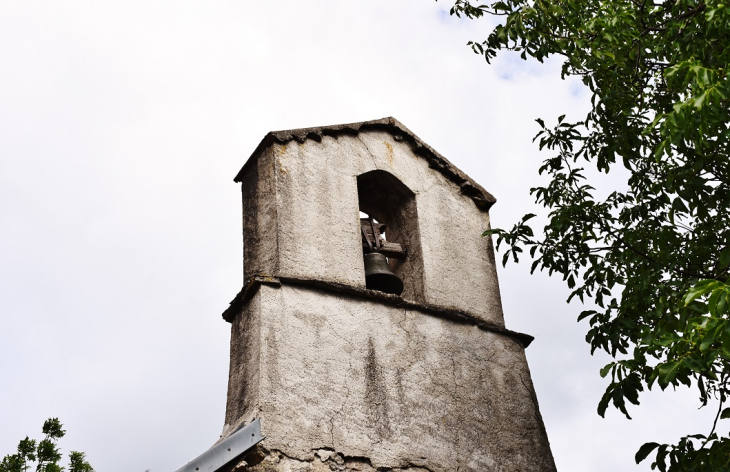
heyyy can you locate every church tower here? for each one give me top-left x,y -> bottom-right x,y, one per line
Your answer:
220,117 -> 556,471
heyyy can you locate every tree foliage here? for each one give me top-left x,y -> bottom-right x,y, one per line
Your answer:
0,419 -> 94,472
444,0 -> 730,469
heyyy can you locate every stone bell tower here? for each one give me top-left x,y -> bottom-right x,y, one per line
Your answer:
220,117 -> 556,471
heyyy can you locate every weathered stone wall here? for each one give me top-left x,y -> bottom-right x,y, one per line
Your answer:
224,284 -> 555,472
241,147 -> 279,282
222,119 -> 556,471
240,129 -> 504,325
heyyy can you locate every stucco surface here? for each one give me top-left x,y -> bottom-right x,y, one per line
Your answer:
239,129 -> 504,325
223,121 -> 554,471
241,147 -> 280,281
224,285 -> 556,472
273,137 -> 364,287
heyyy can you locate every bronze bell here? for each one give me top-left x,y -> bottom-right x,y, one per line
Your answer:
364,252 -> 403,295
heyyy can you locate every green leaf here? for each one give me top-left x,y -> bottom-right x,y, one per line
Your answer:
671,197 -> 688,214
482,228 -> 502,237
656,360 -> 682,389
597,390 -> 611,418
578,310 -> 596,322
635,442 -> 660,463
694,90 -> 709,109
521,213 -> 536,222
720,248 -> 730,269
699,330 -> 715,352
684,281 -> 720,306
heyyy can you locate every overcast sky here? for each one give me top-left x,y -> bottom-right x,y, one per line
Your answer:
0,2 -> 717,472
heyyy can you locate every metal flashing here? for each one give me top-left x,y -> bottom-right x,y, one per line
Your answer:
174,418 -> 263,472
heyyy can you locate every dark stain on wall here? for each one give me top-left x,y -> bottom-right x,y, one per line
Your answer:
365,337 -> 391,440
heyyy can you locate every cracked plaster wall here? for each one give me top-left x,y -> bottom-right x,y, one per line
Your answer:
227,125 -> 555,471
224,285 -> 556,472
242,130 -> 504,325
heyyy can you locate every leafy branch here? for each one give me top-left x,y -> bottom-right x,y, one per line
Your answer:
448,0 -> 730,469
0,419 -> 94,472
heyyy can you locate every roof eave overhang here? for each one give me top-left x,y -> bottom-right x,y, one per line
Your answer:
233,117 -> 496,212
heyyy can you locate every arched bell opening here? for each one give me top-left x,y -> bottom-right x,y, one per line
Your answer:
357,170 -> 425,302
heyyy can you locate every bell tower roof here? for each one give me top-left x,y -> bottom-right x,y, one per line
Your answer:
234,116 -> 497,211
